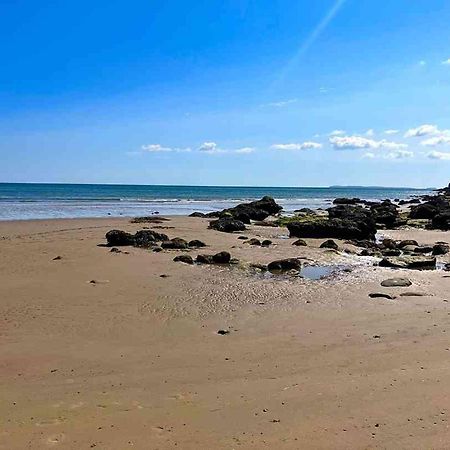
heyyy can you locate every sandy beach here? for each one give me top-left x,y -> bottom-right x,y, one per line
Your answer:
1,215 -> 450,449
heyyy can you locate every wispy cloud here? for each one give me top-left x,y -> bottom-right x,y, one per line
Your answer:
421,134 -> 450,147
363,149 -> 413,160
271,141 -> 322,151
198,142 -> 224,154
235,147 -> 256,154
404,124 -> 440,138
141,144 -> 191,153
385,129 -> 399,135
428,151 -> 450,160
442,59 -> 450,65
263,98 -> 298,108
329,129 -> 345,137
366,129 -> 375,137
419,60 -> 427,66
329,135 -> 407,150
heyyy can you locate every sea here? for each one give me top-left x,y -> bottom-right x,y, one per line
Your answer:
0,183 -> 434,221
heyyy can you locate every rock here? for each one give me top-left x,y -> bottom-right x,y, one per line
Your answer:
188,239 -> 206,248
52,255 -> 62,260
208,196 -> 282,223
369,293 -> 396,300
212,251 -> 231,264
433,243 -> 450,255
105,230 -> 135,246
217,329 -> 230,335
381,238 -> 397,249
209,218 -> 246,233
413,245 -> 434,254
401,245 -> 418,253
153,247 -> 163,252
382,249 -> 402,256
320,239 -> 339,250
109,248 -> 121,253
381,278 -> 412,287
295,208 -> 316,215
379,256 -> 436,270
238,236 -> 249,240
196,254 -> 214,264
250,263 -> 268,271
398,239 -> 419,248
292,239 -> 307,246
268,258 -> 302,273
246,238 -> 261,246
134,230 -> 169,247
431,211 -> 450,230
399,292 -> 427,297
131,216 -> 170,224
189,212 -> 206,218
370,201 -> 399,227
261,240 -> 272,246
161,237 -> 189,249
230,258 -> 240,265
359,248 -> 378,256
410,203 -> 439,219
173,255 -> 194,264
333,197 -> 361,205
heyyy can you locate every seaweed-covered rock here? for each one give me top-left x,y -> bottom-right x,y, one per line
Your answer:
209,218 -> 246,233
370,201 -> 399,227
431,211 -> 450,230
161,238 -> 189,249
134,230 -> 169,247
105,230 -> 135,246
333,198 -> 361,205
173,255 -> 194,264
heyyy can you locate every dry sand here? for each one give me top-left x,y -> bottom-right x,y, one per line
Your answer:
2,216 -> 450,449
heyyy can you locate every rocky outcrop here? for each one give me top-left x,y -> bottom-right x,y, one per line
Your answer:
320,239 -> 339,250
370,201 -> 399,227
173,255 -> 194,264
161,238 -> 189,249
105,229 -> 168,247
268,258 -> 302,273
378,256 -> 436,270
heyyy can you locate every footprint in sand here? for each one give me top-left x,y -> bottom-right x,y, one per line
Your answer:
35,418 -> 64,427
46,433 -> 65,445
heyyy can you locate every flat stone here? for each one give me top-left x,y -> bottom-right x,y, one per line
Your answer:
369,293 -> 396,300
381,278 -> 412,287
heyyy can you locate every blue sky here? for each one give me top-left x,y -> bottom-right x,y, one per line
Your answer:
1,0 -> 450,187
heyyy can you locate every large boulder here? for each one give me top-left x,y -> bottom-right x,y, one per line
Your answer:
207,196 -> 282,223
161,237 -> 189,249
370,201 -> 399,227
134,230 -> 169,247
410,203 -> 439,219
431,211 -> 450,230
287,206 -> 377,241
209,218 -> 246,233
333,198 -> 361,205
105,230 -> 135,246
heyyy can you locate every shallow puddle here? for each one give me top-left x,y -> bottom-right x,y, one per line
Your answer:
299,265 -> 335,280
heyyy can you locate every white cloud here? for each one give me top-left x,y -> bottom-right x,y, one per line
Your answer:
198,142 -> 222,153
271,141 -> 322,151
428,151 -> 450,160
442,59 -> 450,65
385,129 -> 399,135
366,129 -> 375,137
329,129 -> 345,136
419,60 -> 426,66
329,135 -> 407,150
385,149 -> 414,159
421,135 -> 450,147
235,147 -> 256,154
404,124 -> 440,138
362,152 -> 375,159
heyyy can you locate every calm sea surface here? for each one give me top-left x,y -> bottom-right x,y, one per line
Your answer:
0,183 -> 433,221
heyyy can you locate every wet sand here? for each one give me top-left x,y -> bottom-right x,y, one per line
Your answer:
2,216 -> 450,449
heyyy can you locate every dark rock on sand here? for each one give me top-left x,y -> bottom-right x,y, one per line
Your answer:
398,239 -> 419,248
212,251 -> 231,264
261,240 -> 272,246
188,240 -> 206,248
410,203 -> 439,220
52,255 -> 62,260
381,249 -> 402,257
153,247 -> 163,252
381,278 -> 412,287
413,245 -> 434,254
173,255 -> 194,265
381,238 -> 397,249
399,292 -> 427,297
432,243 -> 450,255
134,230 -> 169,247
105,230 -> 135,246
292,239 -> 307,246
320,239 -> 339,250
246,238 -> 261,246
370,201 -> 399,227
333,198 -> 361,205
161,237 -> 189,249
268,258 -> 302,273
209,218 -> 247,233
196,254 -> 214,264
217,329 -> 230,335
369,293 -> 396,300
238,236 -> 249,240
431,211 -> 450,230
379,256 -> 436,270
189,212 -> 206,218
109,248 -> 121,253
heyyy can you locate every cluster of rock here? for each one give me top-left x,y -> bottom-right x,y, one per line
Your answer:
191,196 -> 283,233
174,251 -> 235,266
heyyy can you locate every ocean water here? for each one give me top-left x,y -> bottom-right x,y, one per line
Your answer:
0,183 -> 433,221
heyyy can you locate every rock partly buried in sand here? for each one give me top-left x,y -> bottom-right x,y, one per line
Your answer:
173,255 -> 194,265
398,239 -> 419,248
161,237 -> 189,249
188,239 -> 206,248
189,212 -> 206,218
246,238 -> 261,246
261,240 -> 272,247
238,236 -> 249,240
320,239 -> 339,250
130,216 -> 170,224
105,230 -> 135,246
432,243 -> 449,255
381,249 -> 402,257
209,218 -> 246,233
413,245 -> 434,254
217,329 -> 230,335
399,292 -> 427,297
212,251 -> 231,264
134,230 -> 169,247
196,254 -> 214,264
52,255 -> 62,260
379,256 -> 436,270
381,278 -> 412,287
292,239 -> 307,247
369,293 -> 396,300
109,248 -> 121,253
268,258 -> 302,273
